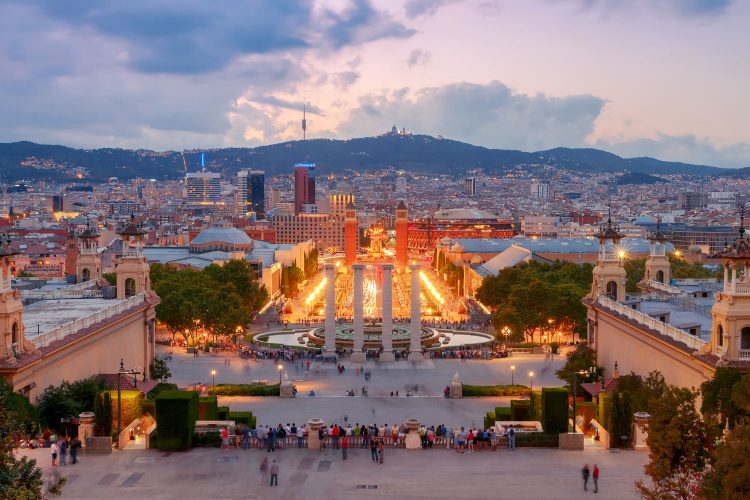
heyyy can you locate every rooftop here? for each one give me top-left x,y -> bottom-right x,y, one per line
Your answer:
191,226 -> 252,246
24,298 -> 128,340
445,237 -> 667,255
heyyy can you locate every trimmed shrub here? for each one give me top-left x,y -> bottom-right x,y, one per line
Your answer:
516,433 -> 559,447
529,390 -> 542,420
598,392 -> 613,432
192,431 -> 221,448
94,391 -> 112,437
611,391 -> 634,448
148,383 -> 178,399
217,406 -> 230,420
251,415 -> 257,429
510,400 -> 531,421
461,384 -> 530,397
198,396 -> 218,420
106,390 -> 143,431
495,407 -> 512,421
228,411 -> 253,427
541,388 -> 569,434
155,390 -> 198,451
484,412 -> 496,429
141,400 -> 155,417
207,384 -> 281,397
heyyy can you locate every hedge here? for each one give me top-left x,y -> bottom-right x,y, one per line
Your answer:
516,433 -> 559,447
229,411 -> 254,427
461,384 -> 530,397
510,400 -> 531,421
198,396 -> 218,420
484,412 -> 496,429
141,400 -> 155,417
192,431 -> 221,448
598,392 -> 613,432
529,390 -> 542,421
495,407 -> 511,421
106,390 -> 143,431
155,390 -> 198,451
148,383 -> 178,399
207,384 -> 281,397
217,406 -> 230,420
541,388 -> 568,434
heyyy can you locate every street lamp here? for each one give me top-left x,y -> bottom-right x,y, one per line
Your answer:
501,326 -> 511,344
277,364 -> 283,385
117,358 -> 141,441
529,371 -> 534,397
572,366 -> 597,433
510,365 -> 515,385
211,369 -> 216,390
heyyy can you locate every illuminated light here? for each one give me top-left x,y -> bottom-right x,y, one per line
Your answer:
617,250 -> 626,259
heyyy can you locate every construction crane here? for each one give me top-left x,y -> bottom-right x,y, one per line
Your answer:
181,152 -> 187,176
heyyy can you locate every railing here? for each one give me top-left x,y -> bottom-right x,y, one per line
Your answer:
31,293 -> 147,348
228,433 -> 504,450
597,296 -> 706,351
739,349 -> 750,360
734,283 -> 750,295
647,280 -> 685,295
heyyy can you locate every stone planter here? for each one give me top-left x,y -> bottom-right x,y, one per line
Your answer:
307,418 -> 325,450
405,419 -> 421,449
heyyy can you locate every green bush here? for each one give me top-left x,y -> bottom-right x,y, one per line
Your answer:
192,431 -> 221,448
495,407 -> 511,421
141,400 -> 155,417
106,390 -> 143,431
94,391 -> 113,437
217,406 -> 230,420
516,433 -> 559,447
148,383 -> 178,399
509,342 -> 539,349
541,388 -> 569,434
549,342 -> 560,354
529,390 -> 542,420
198,396 -> 218,420
207,384 -> 281,397
461,384 -> 530,397
611,391 -> 634,448
155,391 -> 198,451
511,400 -> 531,421
251,415 -> 257,429
228,411 -> 253,427
484,412 -> 496,429
598,392 -> 613,432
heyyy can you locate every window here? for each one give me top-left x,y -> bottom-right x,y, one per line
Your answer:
11,322 -> 18,345
656,270 -> 664,283
741,327 -> 750,350
606,281 -> 618,300
717,324 -> 723,347
125,278 -> 136,297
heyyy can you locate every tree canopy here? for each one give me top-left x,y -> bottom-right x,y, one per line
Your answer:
555,344 -> 603,386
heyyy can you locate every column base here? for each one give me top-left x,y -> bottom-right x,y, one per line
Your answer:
408,351 -> 424,361
351,351 -> 366,362
379,351 -> 395,362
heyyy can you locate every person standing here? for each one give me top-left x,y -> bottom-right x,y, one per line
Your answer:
378,439 -> 384,464
58,438 -> 68,466
341,435 -> 348,460
260,456 -> 269,483
582,464 -> 590,492
507,426 -> 516,450
70,436 -> 81,464
269,459 -> 279,486
50,441 -> 58,466
592,464 -> 599,493
370,438 -> 379,462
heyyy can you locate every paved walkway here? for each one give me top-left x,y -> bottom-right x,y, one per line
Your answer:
26,445 -> 648,499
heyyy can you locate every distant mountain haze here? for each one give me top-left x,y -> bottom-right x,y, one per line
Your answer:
0,135 -> 747,182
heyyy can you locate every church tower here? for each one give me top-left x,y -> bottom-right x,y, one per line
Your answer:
710,222 -> 750,363
76,222 -> 102,283
115,217 -> 151,299
589,210 -> 626,302
395,200 -> 408,270
0,238 -> 34,362
643,223 -> 671,285
64,225 -> 79,281
344,201 -> 358,267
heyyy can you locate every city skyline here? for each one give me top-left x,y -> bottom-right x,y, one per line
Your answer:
0,0 -> 748,167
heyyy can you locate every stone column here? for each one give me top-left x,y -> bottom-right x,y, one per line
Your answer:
404,418 -> 421,449
409,264 -> 424,361
380,264 -> 395,361
351,264 -> 366,362
307,418 -> 325,450
78,412 -> 95,449
324,264 -> 337,356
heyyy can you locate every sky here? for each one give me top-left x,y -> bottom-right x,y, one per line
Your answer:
1,0 -> 748,167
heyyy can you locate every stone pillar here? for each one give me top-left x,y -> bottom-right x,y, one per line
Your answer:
78,412 -> 95,449
633,412 -> 650,451
404,418 -> 421,449
307,418 -> 325,450
449,372 -> 462,398
351,264 -> 366,362
280,372 -> 295,398
409,264 -> 424,361
380,264 -> 395,362
324,264 -> 337,357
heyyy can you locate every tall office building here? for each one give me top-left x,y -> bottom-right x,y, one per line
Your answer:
464,177 -> 477,196
530,180 -> 551,198
186,172 -> 222,207
294,163 -> 316,215
237,170 -> 265,219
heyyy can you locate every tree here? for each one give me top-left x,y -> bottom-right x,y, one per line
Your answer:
701,368 -> 746,429
668,254 -> 719,279
611,390 -> 634,448
555,344 -> 603,386
701,423 -> 750,499
149,353 -> 172,382
624,257 -> 646,293
103,272 -> 117,286
281,265 -> 304,298
731,371 -> 750,414
36,377 -> 104,433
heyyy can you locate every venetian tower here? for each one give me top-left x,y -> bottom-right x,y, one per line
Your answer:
115,217 -> 151,299
395,200 -> 408,270
344,200 -> 358,266
0,237 -> 35,361
64,225 -> 79,280
76,222 -> 102,283
643,223 -> 671,285
589,211 -> 626,302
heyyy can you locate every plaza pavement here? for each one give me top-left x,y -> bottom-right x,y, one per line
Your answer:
28,444 -> 649,500
163,346 -> 566,427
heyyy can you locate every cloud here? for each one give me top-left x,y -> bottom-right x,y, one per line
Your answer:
337,81 -> 606,151
406,49 -> 431,67
404,0 -> 462,18
323,0 -> 416,48
331,71 -> 361,89
596,134 -> 750,168
558,0 -> 733,16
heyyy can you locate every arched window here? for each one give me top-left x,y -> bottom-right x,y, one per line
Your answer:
82,268 -> 91,281
718,324 -> 723,347
656,270 -> 664,283
125,278 -> 136,297
741,327 -> 750,350
606,281 -> 618,300
11,322 -> 18,345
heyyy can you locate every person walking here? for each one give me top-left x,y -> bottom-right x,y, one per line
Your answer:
50,441 -> 58,466
592,464 -> 599,493
260,456 -> 269,483
58,438 -> 68,466
341,435 -> 348,460
269,459 -> 279,486
582,464 -> 590,492
70,437 -> 81,464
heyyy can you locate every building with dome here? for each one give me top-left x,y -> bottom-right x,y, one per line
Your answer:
188,226 -> 254,253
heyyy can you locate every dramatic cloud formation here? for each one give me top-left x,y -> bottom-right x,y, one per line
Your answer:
337,81 -> 605,152
597,135 -> 750,168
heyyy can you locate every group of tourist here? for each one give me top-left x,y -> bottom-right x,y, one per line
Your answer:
429,347 -> 512,360
48,435 -> 82,466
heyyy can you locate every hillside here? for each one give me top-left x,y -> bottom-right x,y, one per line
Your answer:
0,135 -> 743,182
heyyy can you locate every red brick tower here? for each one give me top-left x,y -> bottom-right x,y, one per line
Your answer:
344,200 -> 358,266
64,226 -> 79,280
396,200 -> 408,269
